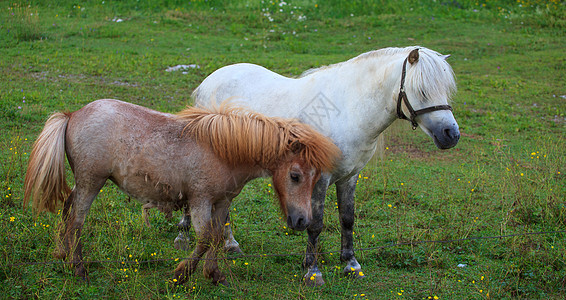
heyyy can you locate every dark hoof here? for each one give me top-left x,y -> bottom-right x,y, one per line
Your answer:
53,249 -> 67,260
172,272 -> 186,286
75,266 -> 89,282
173,262 -> 189,286
215,278 -> 230,287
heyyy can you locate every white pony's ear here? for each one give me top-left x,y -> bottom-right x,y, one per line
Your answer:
441,54 -> 451,60
408,49 -> 419,64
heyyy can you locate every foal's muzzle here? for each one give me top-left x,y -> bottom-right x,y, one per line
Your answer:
286,206 -> 310,231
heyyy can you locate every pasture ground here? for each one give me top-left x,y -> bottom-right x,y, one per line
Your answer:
1,0 -> 565,299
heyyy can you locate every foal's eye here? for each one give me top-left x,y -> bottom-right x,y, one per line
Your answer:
290,172 -> 301,183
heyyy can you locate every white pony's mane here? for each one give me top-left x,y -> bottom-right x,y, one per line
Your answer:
299,46 -> 457,103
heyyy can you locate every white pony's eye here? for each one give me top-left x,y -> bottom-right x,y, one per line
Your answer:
420,90 -> 430,102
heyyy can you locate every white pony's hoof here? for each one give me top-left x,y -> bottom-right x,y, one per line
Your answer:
303,268 -> 325,287
343,258 -> 365,279
343,267 -> 365,279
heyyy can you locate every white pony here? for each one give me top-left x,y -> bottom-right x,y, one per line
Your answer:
182,46 -> 460,286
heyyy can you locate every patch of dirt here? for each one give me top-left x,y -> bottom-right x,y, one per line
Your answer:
379,134 -> 463,162
460,131 -> 482,140
384,136 -> 433,160
30,71 -> 141,87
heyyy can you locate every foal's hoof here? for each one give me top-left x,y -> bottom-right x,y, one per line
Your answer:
173,262 -> 189,286
172,271 -> 187,286
53,245 -> 68,260
214,278 -> 230,287
53,250 -> 67,260
303,269 -> 325,287
75,266 -> 89,282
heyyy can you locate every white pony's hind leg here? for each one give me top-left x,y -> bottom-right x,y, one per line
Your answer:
142,203 -> 154,227
174,211 -> 192,251
223,212 -> 242,254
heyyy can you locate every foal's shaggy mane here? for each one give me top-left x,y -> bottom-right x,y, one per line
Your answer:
300,46 -> 457,104
176,104 -> 340,171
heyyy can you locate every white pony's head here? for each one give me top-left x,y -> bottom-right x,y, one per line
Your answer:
398,47 -> 460,149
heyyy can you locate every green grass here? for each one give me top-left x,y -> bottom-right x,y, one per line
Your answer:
1,0 -> 565,299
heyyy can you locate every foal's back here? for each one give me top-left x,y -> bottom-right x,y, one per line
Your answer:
65,99 -> 238,208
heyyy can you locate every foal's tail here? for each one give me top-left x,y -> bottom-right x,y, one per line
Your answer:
24,112 -> 72,214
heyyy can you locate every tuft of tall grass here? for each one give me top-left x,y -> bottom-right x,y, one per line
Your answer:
5,3 -> 45,41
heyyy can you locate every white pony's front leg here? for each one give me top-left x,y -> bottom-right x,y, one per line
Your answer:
303,175 -> 331,287
336,174 -> 365,279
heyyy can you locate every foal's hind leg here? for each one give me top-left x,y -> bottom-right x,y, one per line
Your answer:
58,178 -> 105,280
54,190 -> 75,259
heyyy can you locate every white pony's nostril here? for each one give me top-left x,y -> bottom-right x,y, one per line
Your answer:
444,128 -> 453,138
444,127 -> 460,140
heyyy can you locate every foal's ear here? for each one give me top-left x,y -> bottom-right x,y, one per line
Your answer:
441,54 -> 451,60
408,48 -> 419,64
289,140 -> 305,154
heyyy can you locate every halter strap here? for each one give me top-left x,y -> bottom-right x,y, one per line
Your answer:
396,54 -> 453,130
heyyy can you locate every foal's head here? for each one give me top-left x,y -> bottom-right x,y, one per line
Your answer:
270,125 -> 341,231
271,143 -> 320,231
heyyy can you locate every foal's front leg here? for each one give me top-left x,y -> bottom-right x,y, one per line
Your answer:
336,174 -> 365,279
202,200 -> 231,286
174,237 -> 209,285
174,199 -> 230,286
174,202 -> 210,284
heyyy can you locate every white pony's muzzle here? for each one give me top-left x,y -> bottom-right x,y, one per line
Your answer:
418,111 -> 460,149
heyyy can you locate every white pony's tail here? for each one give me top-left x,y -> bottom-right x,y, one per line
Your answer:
24,112 -> 71,214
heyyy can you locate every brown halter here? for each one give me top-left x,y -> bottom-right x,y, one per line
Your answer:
396,50 -> 453,130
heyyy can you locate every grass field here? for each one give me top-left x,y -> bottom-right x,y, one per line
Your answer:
1,0 -> 565,299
